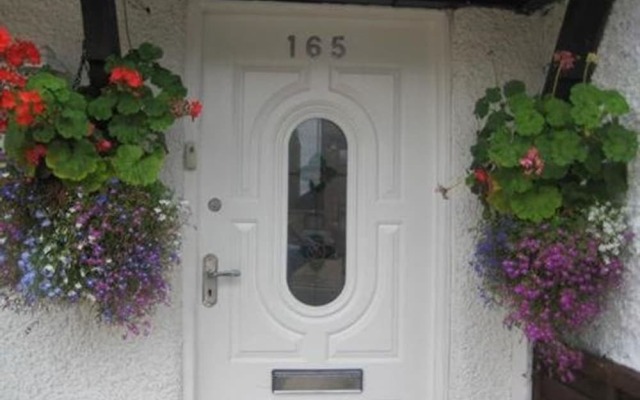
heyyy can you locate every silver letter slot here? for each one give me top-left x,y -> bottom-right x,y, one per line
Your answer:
272,369 -> 363,394
202,253 -> 241,307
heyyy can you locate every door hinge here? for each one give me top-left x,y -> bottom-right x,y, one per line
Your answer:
184,141 -> 197,170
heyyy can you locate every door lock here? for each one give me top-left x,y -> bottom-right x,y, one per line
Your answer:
202,253 -> 241,307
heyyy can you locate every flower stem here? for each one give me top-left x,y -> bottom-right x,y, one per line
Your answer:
552,65 -> 562,97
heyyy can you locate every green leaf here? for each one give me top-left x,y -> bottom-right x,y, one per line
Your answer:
111,145 -> 165,186
55,108 -> 89,139
510,185 -> 562,222
26,72 -> 68,92
117,93 -> 142,115
515,109 -> 545,136
488,128 -> 529,167
150,66 -> 187,97
548,130 -> 587,166
570,83 -> 603,129
570,83 -> 602,106
79,160 -> 111,192
474,98 -> 490,119
45,140 -> 98,181
481,110 -> 510,135
539,163 -> 568,180
470,139 -> 490,165
88,95 -> 118,121
508,93 -> 535,114
544,97 -> 572,128
603,163 -> 628,199
148,113 -> 175,132
487,189 -> 511,214
571,102 -> 601,129
3,120 -> 28,164
601,90 -> 630,116
143,97 -> 168,117
485,87 -> 502,103
66,92 -> 87,109
493,168 -> 533,194
32,126 -> 56,143
503,80 -> 526,98
602,123 -> 638,162
583,147 -> 603,175
109,115 -> 143,144
138,42 -> 163,61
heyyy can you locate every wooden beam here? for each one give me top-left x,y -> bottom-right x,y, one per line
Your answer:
79,0 -> 121,95
542,0 -> 615,98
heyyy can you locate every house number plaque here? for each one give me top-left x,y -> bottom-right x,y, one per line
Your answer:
287,35 -> 346,59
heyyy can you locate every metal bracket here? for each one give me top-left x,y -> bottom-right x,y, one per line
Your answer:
184,141 -> 197,171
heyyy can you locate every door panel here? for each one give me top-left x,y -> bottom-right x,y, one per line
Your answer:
194,4 -> 449,399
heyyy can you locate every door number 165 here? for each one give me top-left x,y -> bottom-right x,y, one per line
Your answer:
287,35 -> 347,59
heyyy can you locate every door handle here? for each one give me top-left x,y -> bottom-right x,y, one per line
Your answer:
202,253 -> 241,307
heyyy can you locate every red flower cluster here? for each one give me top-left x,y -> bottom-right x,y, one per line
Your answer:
553,51 -> 576,73
520,147 -> 544,176
1,27 -> 42,134
2,90 -> 45,127
109,66 -> 143,88
95,139 -> 113,153
171,99 -> 203,121
0,27 -> 11,54
188,100 -> 202,120
4,41 -> 40,67
24,144 -> 47,166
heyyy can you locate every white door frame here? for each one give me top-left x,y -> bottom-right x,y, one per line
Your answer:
181,2 -> 452,399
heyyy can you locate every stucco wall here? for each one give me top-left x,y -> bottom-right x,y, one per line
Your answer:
578,0 -> 640,372
0,1 -> 565,399
0,1 -> 187,400
449,5 -> 565,400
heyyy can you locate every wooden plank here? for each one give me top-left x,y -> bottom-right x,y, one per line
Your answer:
582,352 -> 640,399
540,375 -> 592,400
542,0 -> 615,98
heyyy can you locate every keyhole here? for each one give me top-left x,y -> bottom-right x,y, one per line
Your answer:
208,289 -> 212,297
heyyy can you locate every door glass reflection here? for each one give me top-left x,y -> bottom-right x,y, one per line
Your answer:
287,118 -> 347,306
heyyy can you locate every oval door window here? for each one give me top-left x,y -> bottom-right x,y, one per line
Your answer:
287,118 -> 348,306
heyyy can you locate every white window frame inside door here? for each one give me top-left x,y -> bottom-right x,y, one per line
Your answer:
181,1 -> 454,399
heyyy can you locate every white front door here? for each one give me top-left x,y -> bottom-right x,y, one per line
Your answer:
189,3 -> 451,399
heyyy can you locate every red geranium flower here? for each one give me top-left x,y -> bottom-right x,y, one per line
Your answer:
520,147 -> 544,176
553,51 -> 576,73
0,118 -> 7,133
189,100 -> 202,120
0,27 -> 11,54
474,168 -> 489,184
109,66 -> 144,88
0,68 -> 27,88
25,144 -> 47,166
95,139 -> 113,153
0,90 -> 16,110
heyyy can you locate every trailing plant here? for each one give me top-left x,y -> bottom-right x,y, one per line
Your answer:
0,168 -> 187,336
461,51 -> 638,381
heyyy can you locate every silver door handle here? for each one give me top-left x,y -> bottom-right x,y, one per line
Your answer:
207,269 -> 241,278
202,253 -> 241,307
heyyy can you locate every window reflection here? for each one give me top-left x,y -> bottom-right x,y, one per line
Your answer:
287,119 -> 347,306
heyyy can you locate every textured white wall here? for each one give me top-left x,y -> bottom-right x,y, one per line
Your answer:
448,5 -> 565,400
0,1 -> 566,399
0,1 -> 187,400
578,0 -> 640,372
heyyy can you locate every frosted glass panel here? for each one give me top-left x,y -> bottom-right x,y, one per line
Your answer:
287,119 -> 347,306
